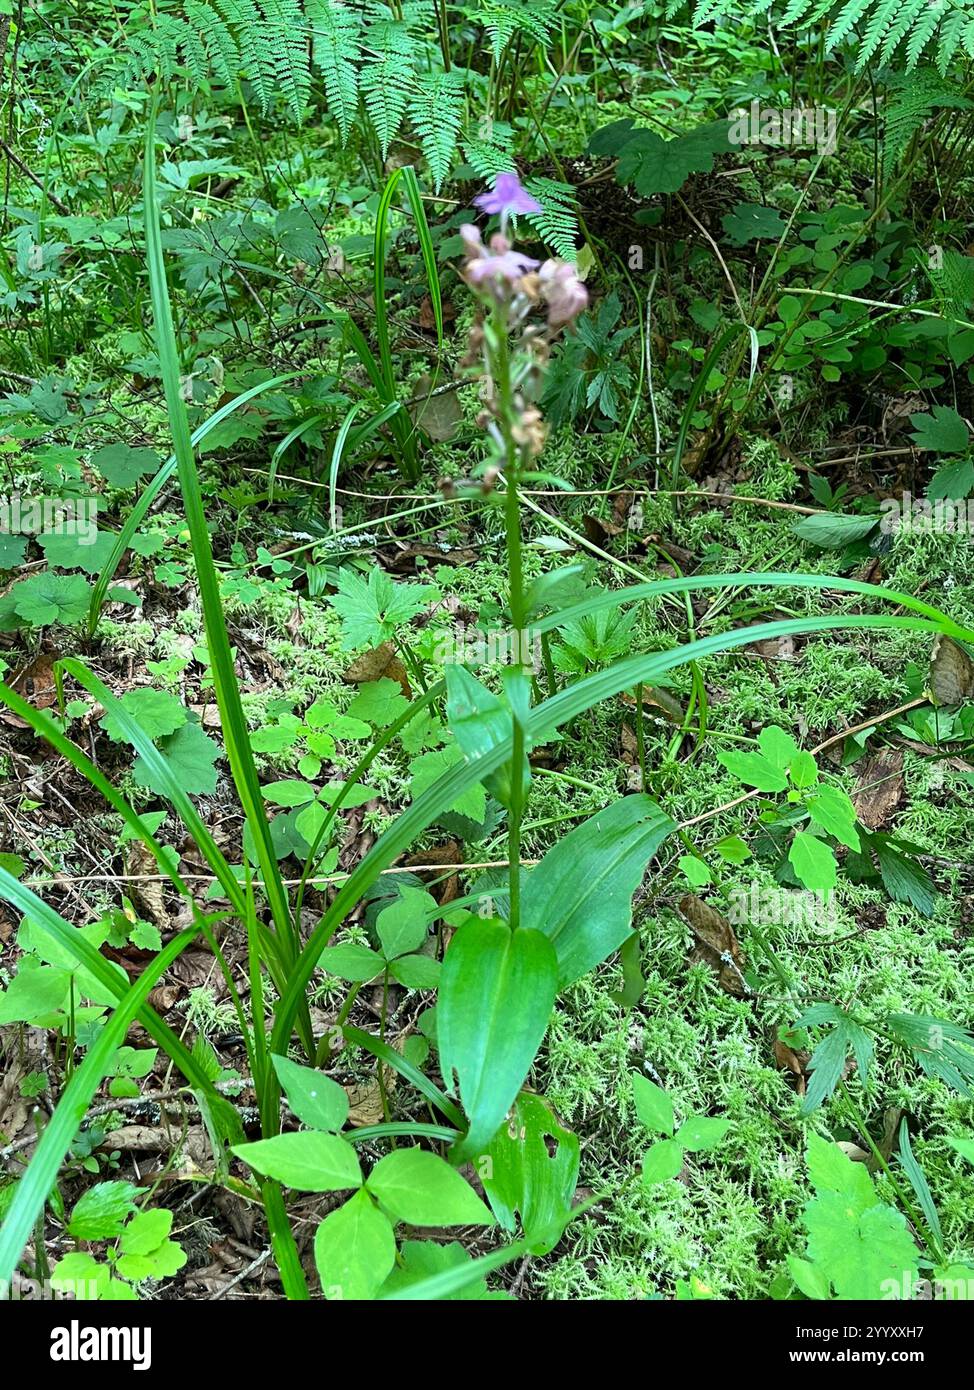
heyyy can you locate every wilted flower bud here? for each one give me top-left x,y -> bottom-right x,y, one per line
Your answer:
538,259 -> 588,327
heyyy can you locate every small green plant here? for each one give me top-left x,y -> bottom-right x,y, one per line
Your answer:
51,1182 -> 187,1300
631,1072 -> 730,1186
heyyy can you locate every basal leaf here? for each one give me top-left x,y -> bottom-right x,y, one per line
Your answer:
520,796 -> 675,985
438,917 -> 557,1163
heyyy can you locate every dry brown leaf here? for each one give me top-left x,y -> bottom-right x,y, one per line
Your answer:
582,513 -> 622,548
345,1078 -> 389,1127
852,749 -> 904,829
405,840 -> 462,903
342,641 -> 411,696
125,842 -> 168,927
679,893 -> 748,996
11,653 -> 58,710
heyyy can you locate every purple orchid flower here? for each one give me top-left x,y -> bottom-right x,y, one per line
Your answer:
473,172 -> 542,232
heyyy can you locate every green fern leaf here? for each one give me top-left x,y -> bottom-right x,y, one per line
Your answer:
308,0 -> 362,142
409,70 -> 465,192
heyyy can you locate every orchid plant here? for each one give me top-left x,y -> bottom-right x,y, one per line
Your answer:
2,151 -> 973,1302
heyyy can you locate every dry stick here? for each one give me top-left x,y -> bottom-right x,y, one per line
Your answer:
207,1247 -> 273,1301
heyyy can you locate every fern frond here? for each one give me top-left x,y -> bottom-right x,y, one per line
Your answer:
882,67 -> 971,177
259,0 -> 312,120
307,0 -> 362,142
695,0 -> 974,72
409,70 -> 465,191
523,176 -> 580,262
477,0 -> 558,62
361,16 -> 414,156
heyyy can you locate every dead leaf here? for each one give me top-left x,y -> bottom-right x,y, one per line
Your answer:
125,842 -> 168,927
342,641 -> 411,696
345,1078 -> 389,1127
852,749 -> 904,829
388,543 -> 477,574
582,513 -> 622,548
747,634 -> 798,661
11,653 -> 58,710
404,840 -> 462,903
410,375 -> 462,442
679,894 -> 749,996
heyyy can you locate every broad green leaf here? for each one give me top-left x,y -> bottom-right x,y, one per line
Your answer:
314,1190 -> 395,1301
792,512 -> 878,549
438,917 -> 557,1163
100,688 -> 187,744
67,1181 -> 142,1240
409,745 -> 486,821
948,1136 -> 974,1165
805,1195 -> 918,1299
674,1115 -> 730,1152
757,726 -> 799,770
445,665 -> 530,811
318,943 -> 385,982
909,405 -> 969,454
134,721 -> 220,797
271,1054 -> 349,1132
790,750 -> 819,788
366,1147 -> 494,1227
0,960 -> 70,1024
91,443 -> 160,488
481,1093 -> 579,1254
262,779 -> 317,808
722,202 -> 787,245
607,120 -> 731,195
232,1132 -> 362,1192
787,1254 -> 832,1300
806,786 -> 860,849
376,885 -> 435,960
379,1239 -> 500,1299
12,573 -> 92,627
520,796 -> 675,985
679,854 -> 711,886
788,830 -> 837,892
717,749 -> 788,792
388,953 -> 441,990
328,567 -> 433,650
39,531 -> 118,575
631,1072 -> 674,1137
642,1139 -> 684,1185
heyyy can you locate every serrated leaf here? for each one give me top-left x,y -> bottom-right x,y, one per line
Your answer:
67,1181 -> 142,1240
909,405 -> 969,454
789,830 -> 838,893
134,721 -> 220,797
717,748 -> 788,792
